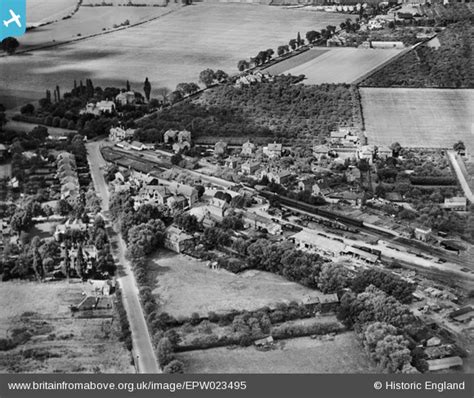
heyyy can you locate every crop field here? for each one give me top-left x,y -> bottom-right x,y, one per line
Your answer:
265,47 -> 404,85
360,88 -> 474,152
0,281 -> 133,373
27,0 -> 79,26
21,6 -> 177,51
177,332 -> 376,373
149,250 -> 333,318
0,4 -> 347,108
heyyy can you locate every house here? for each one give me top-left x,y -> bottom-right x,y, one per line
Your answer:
168,182 -> 198,207
263,142 -> 282,159
242,212 -> 282,235
214,141 -> 228,156
263,169 -> 293,185
115,91 -> 136,106
135,185 -> 171,209
241,140 -> 256,156
376,145 -> 392,159
130,141 -> 153,151
81,100 -> 116,115
414,227 -> 431,242
69,245 -> 98,274
442,197 -> 467,211
164,129 -> 192,144
172,141 -> 191,154
298,177 -> 320,196
209,197 -> 229,217
426,357 -> 463,372
357,145 -> 375,164
345,166 -> 361,183
241,161 -> 261,175
166,195 -> 189,211
313,145 -> 329,161
224,157 -> 239,169
164,226 -> 194,253
109,126 -> 135,142
54,219 -> 87,241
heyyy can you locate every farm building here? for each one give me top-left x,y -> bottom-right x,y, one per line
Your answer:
426,357 -> 463,372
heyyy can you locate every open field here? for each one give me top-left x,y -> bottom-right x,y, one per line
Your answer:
0,281 -> 133,373
27,0 -> 79,26
20,6 -> 177,51
176,332 -> 376,373
150,250 -> 333,318
0,4 -> 347,109
264,47 -> 403,84
360,88 -> 474,153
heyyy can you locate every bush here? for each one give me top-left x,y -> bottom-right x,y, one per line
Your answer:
163,359 -> 184,374
20,103 -> 35,114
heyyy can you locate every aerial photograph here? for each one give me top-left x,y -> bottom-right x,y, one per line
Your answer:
0,0 -> 472,379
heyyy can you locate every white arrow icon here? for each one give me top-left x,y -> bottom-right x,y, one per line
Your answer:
3,9 -> 22,28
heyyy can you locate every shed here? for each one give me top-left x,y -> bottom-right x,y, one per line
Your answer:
426,356 -> 463,372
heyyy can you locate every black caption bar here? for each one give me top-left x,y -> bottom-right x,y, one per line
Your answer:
0,374 -> 472,398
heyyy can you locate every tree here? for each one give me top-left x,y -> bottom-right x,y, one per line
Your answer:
174,213 -> 200,233
2,37 -> 20,55
163,359 -> 184,373
237,60 -> 249,72
265,49 -> 274,60
56,199 -> 72,216
306,30 -> 320,44
157,337 -> 174,369
296,32 -> 304,47
143,77 -> 151,102
11,208 -> 33,234
20,103 -> 35,114
289,39 -> 297,51
199,69 -> 216,87
390,142 -> 402,157
317,263 -> 350,293
215,70 -> 228,83
453,140 -> 465,153
168,90 -> 183,104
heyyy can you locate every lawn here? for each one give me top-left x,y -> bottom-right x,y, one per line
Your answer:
176,332 -> 376,373
0,281 -> 133,373
264,47 -> 404,84
0,4 -> 347,108
360,88 -> 474,153
150,250 -> 334,318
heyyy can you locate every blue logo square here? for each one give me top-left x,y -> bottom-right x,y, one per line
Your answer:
1,0 -> 26,41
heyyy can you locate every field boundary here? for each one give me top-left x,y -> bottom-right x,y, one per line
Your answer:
355,36 -> 436,87
0,5 -> 181,58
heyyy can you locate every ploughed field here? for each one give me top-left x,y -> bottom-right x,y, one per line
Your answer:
0,4 -> 346,108
263,47 -> 404,84
360,88 -> 474,152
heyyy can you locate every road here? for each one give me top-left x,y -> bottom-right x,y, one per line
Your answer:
86,141 -> 160,373
447,150 -> 474,203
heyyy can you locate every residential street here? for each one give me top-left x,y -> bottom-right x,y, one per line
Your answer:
86,141 -> 160,373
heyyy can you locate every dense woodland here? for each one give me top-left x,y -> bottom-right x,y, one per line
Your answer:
136,77 -> 357,142
363,22 -> 473,88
